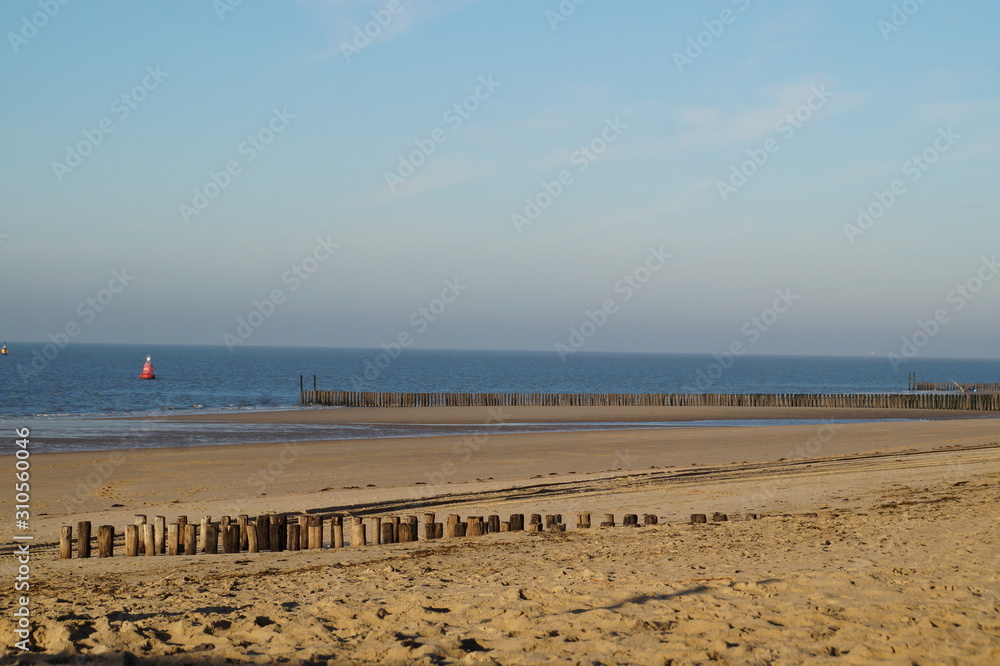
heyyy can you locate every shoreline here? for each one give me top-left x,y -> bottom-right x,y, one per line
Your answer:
154,404 -> 1000,424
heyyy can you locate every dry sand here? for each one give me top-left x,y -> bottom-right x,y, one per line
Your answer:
1,407 -> 999,664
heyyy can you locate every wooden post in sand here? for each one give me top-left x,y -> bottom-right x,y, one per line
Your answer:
529,514 -> 542,528
184,524 -> 197,556
298,516 -> 310,548
333,517 -> 344,549
690,514 -> 707,524
77,521 -> 92,558
406,516 -> 418,542
176,516 -> 188,554
134,515 -> 147,555
643,514 -> 658,525
576,513 -> 591,529
398,521 -> 413,542
509,514 -> 524,531
125,525 -> 139,557
600,514 -> 615,527
445,515 -> 459,538
371,517 -> 382,546
288,524 -> 300,551
60,526 -> 72,559
142,524 -> 156,556
154,516 -> 166,554
247,521 -> 259,553
204,523 -> 219,554
238,515 -> 249,550
623,514 -> 638,527
199,516 -> 210,553
98,525 -> 114,558
500,521 -> 510,532
269,516 -> 283,552
381,520 -> 396,545
423,513 -> 436,540
351,518 -> 366,547
166,523 -> 179,555
487,515 -> 500,533
308,516 -> 323,550
256,514 -> 270,551
222,523 -> 239,553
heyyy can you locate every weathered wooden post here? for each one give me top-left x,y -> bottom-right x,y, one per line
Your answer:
257,514 -> 270,551
269,516 -> 283,552
142,524 -> 156,556
184,524 -> 197,556
406,516 -> 418,542
381,520 -> 395,544
77,521 -> 92,558
643,514 -> 658,525
576,513 -> 591,529
600,514 -> 615,527
125,525 -> 139,557
204,523 -> 219,554
308,516 -> 323,550
298,516 -> 310,548
509,514 -> 524,531
176,516 -> 188,554
371,517 -> 382,546
398,521 -> 413,542
154,516 -> 166,554
238,515 -> 249,550
98,525 -> 114,558
690,514 -> 707,524
445,514 -> 459,538
500,521 -> 510,532
288,524 -> 301,551
351,518 -> 366,547
247,521 -> 259,553
487,515 -> 500,533
166,523 -> 180,555
199,516 -> 211,553
134,515 -> 147,555
623,514 -> 638,527
60,525 -> 72,559
329,516 -> 342,548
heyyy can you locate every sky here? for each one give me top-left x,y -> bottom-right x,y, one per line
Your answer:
1,0 -> 998,359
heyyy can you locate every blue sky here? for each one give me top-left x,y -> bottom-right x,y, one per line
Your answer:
1,0 -> 998,359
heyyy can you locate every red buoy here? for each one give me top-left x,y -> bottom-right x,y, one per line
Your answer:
139,355 -> 156,380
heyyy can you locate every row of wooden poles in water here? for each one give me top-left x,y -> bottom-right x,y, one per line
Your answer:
300,390 -> 1000,410
58,510 -> 706,559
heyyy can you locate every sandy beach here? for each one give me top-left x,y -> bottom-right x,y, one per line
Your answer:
2,407 -> 999,663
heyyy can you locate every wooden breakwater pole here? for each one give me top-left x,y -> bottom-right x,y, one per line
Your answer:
300,388 -> 1000,411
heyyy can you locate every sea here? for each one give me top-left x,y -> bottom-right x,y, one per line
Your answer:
1,343 -> 997,453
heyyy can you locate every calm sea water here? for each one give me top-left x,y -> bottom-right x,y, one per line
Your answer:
1,343 -> 997,453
